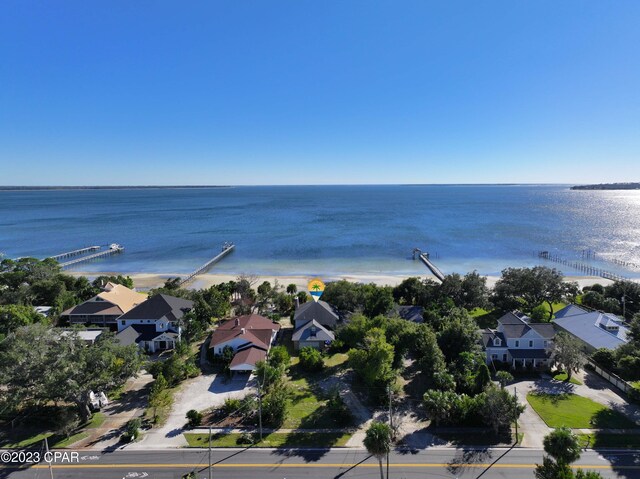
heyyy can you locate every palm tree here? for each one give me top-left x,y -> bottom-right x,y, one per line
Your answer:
286,284 -> 297,295
364,421 -> 392,479
543,427 -> 581,465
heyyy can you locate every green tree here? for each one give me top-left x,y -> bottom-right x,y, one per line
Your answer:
544,427 -> 581,465
268,345 -> 290,369
495,371 -> 514,388
286,284 -> 297,295
552,332 -> 585,380
413,324 -> 447,380
460,271 -> 490,309
0,304 -> 46,337
186,409 -> 203,428
148,373 -> 169,423
363,421 -> 392,479
255,360 -> 285,392
299,346 -> 324,372
492,266 -> 576,319
423,390 -> 455,426
348,328 -> 395,388
479,386 -> 524,433
436,308 -> 480,364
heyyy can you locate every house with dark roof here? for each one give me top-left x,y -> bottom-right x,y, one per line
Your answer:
293,300 -> 339,330
62,282 -> 147,328
389,305 -> 424,323
292,319 -> 335,350
482,311 -> 555,370
209,314 -> 281,372
115,294 -> 193,353
553,304 -> 629,352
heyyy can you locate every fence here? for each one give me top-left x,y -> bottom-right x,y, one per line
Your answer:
587,359 -> 633,394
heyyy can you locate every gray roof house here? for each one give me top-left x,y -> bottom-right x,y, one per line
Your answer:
483,311 -> 555,370
389,305 -> 424,323
294,300 -> 339,330
116,294 -> 193,353
553,304 -> 629,352
292,319 -> 335,351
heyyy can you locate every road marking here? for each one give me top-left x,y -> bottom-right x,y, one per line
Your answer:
5,463 -> 638,470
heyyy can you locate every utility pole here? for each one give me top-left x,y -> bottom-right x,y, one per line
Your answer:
513,387 -> 518,444
387,385 -> 392,479
208,426 -> 212,479
44,436 -> 54,479
257,381 -> 263,441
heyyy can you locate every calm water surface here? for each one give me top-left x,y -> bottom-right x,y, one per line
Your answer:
1,185 -> 639,277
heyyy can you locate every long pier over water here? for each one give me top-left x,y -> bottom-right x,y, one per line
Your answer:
49,246 -> 101,261
180,242 -> 235,286
413,248 -> 445,282
58,244 -> 124,269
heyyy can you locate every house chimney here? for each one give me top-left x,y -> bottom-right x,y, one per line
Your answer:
295,296 -> 300,310
241,328 -> 246,335
235,318 -> 240,327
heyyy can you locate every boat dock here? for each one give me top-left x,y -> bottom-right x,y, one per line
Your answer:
413,248 -> 445,282
538,251 -> 628,281
59,243 -> 124,269
179,242 -> 235,286
49,246 -> 101,261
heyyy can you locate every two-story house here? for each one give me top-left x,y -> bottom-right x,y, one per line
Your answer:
482,311 -> 555,370
115,294 -> 194,353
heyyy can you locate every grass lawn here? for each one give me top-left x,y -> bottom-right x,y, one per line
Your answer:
145,387 -> 176,427
527,393 -> 638,429
577,433 -> 640,449
52,431 -> 89,448
324,353 -> 348,368
542,301 -> 568,318
434,431 -> 523,446
284,375 -> 351,429
469,308 -> 501,329
87,412 -> 106,428
184,431 -> 352,448
553,372 -> 582,385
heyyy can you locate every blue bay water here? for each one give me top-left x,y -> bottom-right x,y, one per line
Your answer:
1,185 -> 639,278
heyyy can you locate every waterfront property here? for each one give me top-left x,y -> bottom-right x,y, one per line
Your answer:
292,319 -> 335,350
293,300 -> 339,330
483,311 -> 555,370
61,282 -> 146,328
115,294 -> 193,353
389,304 -> 424,323
553,304 -> 629,353
209,314 -> 281,372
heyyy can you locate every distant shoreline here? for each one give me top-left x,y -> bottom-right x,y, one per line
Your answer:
571,182 -> 640,190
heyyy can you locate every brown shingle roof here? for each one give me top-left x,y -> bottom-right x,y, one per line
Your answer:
209,314 -> 280,350
229,346 -> 267,370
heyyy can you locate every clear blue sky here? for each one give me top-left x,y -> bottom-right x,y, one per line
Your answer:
1,1 -> 639,185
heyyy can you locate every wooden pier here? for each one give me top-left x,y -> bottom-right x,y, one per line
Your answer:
538,251 -> 628,281
49,246 -> 101,261
59,243 -> 124,269
179,242 -> 235,286
413,248 -> 445,282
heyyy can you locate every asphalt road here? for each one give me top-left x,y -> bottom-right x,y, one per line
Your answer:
2,447 -> 640,479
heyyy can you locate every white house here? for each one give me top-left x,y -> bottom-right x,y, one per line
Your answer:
115,294 -> 193,353
209,314 -> 281,371
482,311 -> 555,370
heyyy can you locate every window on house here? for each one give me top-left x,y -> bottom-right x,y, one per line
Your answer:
529,340 -> 533,348
491,354 -> 498,359
494,338 -> 501,346
121,320 -> 125,326
544,341 -> 548,347
515,340 -> 519,347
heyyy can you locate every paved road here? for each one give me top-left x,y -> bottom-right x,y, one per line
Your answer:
3,447 -> 640,479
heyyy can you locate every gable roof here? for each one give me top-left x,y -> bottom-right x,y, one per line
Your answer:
294,300 -> 339,329
292,319 -> 335,343
118,294 -> 193,322
497,311 -> 555,339
115,324 -> 179,346
210,314 -> 280,350
62,283 -> 146,317
390,305 -> 424,323
229,346 -> 267,370
554,310 -> 629,350
554,304 -> 590,319
482,330 -> 507,348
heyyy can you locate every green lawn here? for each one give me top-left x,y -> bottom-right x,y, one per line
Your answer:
184,431 -> 352,448
553,372 -> 582,385
527,393 -> 638,429
469,308 -> 501,329
434,431 -> 523,446
52,431 -> 89,448
284,375 -> 351,429
577,433 -> 640,449
324,353 -> 348,368
87,412 -> 106,428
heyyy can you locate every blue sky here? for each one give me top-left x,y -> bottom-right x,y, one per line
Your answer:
1,1 -> 639,185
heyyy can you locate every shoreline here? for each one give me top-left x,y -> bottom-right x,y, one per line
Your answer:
68,271 -> 616,291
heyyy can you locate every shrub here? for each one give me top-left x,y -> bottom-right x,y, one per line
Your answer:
237,431 -> 255,445
268,345 -> 290,369
123,418 -> 141,442
186,409 -> 203,428
326,389 -> 353,425
222,398 -> 242,415
591,348 -> 616,371
299,347 -> 324,372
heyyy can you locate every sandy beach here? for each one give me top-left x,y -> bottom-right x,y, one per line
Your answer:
69,271 -> 615,291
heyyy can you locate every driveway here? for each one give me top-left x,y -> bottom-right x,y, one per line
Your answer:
128,372 -> 255,449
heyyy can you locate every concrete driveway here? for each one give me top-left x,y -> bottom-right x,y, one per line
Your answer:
128,372 -> 255,449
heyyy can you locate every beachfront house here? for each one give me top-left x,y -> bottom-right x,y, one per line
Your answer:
553,304 -> 629,353
209,314 -> 281,372
293,300 -> 339,330
292,319 -> 335,350
115,294 -> 193,353
482,311 -> 555,370
61,282 -> 147,328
